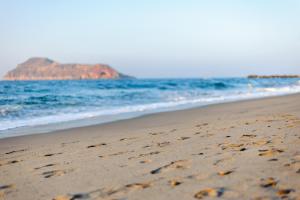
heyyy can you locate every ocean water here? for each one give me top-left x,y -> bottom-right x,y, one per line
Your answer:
1,78 -> 300,138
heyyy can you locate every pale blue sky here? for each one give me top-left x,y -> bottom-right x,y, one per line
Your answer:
0,0 -> 299,78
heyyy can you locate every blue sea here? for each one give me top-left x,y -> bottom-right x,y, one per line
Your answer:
1,78 -> 300,138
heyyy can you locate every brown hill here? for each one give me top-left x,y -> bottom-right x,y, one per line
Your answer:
3,57 -> 133,80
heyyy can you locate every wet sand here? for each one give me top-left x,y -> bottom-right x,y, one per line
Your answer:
0,94 -> 300,200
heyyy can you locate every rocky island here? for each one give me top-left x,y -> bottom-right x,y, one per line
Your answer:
3,57 -> 133,80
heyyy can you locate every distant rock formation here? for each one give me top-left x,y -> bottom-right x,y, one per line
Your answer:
3,57 -> 133,80
248,75 -> 300,79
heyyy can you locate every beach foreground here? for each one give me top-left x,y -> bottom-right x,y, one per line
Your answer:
0,94 -> 300,200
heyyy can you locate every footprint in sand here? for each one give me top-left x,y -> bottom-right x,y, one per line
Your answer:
239,147 -> 247,151
178,137 -> 191,141
213,157 -> 233,166
241,134 -> 257,138
186,173 -> 210,181
140,159 -> 152,164
221,143 -> 244,151
150,160 -> 190,174
157,141 -> 170,147
42,169 -> 72,178
268,158 -> 278,162
5,149 -> 27,155
283,155 -> 300,169
195,123 -> 209,128
194,188 -> 225,199
0,184 -> 15,198
128,151 -> 160,160
142,145 -> 152,148
109,150 -> 134,156
87,143 -> 107,148
192,152 -> 204,156
259,177 -> 277,188
139,151 -> 160,157
149,132 -> 165,136
258,149 -> 284,157
276,188 -> 295,197
218,170 -> 234,176
44,152 -> 63,157
125,183 -> 151,190
120,137 -> 137,141
169,180 -> 182,187
0,184 -> 15,190
54,182 -> 151,200
106,182 -> 152,197
0,159 -> 22,167
34,163 -> 56,170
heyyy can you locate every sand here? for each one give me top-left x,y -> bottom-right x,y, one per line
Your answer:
0,94 -> 299,200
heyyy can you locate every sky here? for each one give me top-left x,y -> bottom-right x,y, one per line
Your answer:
0,0 -> 299,78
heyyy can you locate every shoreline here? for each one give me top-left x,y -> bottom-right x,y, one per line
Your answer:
0,93 -> 299,199
1,92 -> 300,140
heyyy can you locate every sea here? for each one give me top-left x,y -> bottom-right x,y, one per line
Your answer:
1,78 -> 300,138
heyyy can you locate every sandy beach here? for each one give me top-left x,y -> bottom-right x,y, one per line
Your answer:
0,94 -> 299,200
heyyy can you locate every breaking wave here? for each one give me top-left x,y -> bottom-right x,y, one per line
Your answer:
0,78 -> 300,136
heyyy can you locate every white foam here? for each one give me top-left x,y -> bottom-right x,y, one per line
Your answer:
0,105 -> 23,116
